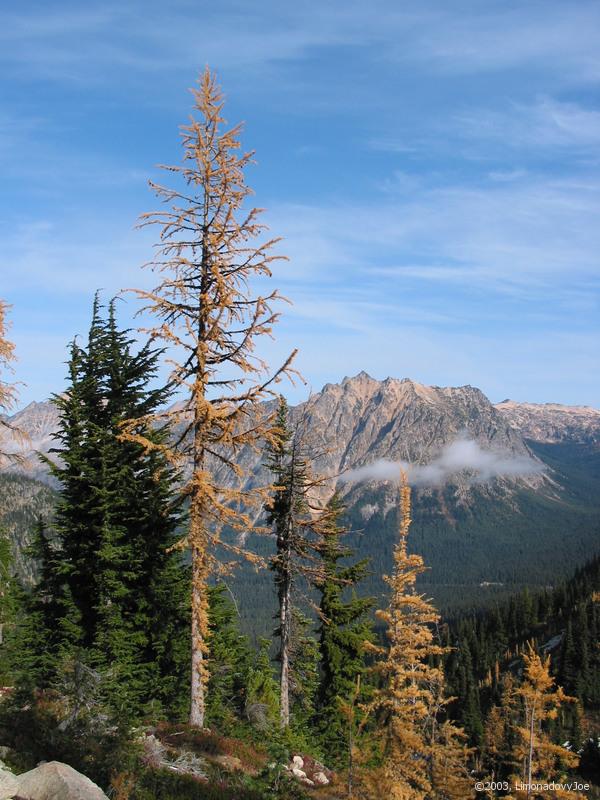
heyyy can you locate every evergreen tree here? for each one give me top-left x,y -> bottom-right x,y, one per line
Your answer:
0,527 -> 19,682
17,517 -> 81,689
362,474 -> 472,800
123,66 -> 296,727
573,604 -> 591,702
288,608 -> 320,733
91,302 -> 190,716
264,396 -> 319,728
205,583 -> 252,727
245,639 -> 280,729
26,298 -> 189,717
313,494 -> 373,765
455,636 -> 484,744
558,620 -> 578,693
47,333 -> 101,655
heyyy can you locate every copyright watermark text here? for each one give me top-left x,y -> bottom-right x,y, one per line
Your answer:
474,780 -> 590,793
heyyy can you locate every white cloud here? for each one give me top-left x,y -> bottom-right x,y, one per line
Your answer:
1,2 -> 599,88
340,437 -> 543,487
271,173 -> 600,297
0,218 -> 152,296
389,4 -> 600,80
457,97 -> 600,151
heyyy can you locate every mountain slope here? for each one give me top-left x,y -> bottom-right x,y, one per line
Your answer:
1,375 -> 599,632
0,472 -> 56,583
496,399 -> 600,446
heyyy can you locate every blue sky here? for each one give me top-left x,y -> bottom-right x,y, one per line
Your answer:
1,0 -> 599,408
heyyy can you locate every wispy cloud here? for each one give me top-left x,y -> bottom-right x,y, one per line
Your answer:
2,2 -> 599,89
272,173 -> 600,298
0,2 -> 369,85
2,0 -> 599,411
389,4 -> 600,80
1,218 -> 152,296
456,97 -> 600,151
339,437 -> 543,486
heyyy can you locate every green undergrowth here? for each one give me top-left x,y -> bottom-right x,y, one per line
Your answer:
129,768 -> 267,800
0,698 -> 318,800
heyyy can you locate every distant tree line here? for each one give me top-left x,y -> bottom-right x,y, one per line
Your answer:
445,552 -> 600,785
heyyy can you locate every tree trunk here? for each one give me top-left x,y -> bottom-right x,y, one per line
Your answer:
280,567 -> 291,728
190,540 -> 207,727
190,263 -> 209,727
278,436 -> 297,729
526,702 -> 535,799
190,373 -> 208,727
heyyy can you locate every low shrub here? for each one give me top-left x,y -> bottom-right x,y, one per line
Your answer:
155,723 -> 268,773
130,766 -> 265,800
0,693 -> 138,789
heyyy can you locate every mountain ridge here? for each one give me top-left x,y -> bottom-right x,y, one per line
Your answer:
1,374 -> 599,627
495,397 -> 600,445
3,373 -> 599,494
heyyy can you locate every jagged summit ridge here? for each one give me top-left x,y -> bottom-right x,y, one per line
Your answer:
495,398 -> 600,445
287,373 -> 538,495
5,373 -> 597,489
3,375 -> 599,605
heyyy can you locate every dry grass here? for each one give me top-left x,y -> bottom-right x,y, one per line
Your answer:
155,724 -> 269,775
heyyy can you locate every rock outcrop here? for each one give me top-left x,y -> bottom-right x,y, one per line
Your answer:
0,768 -> 18,800
496,399 -> 600,446
285,753 -> 332,787
13,761 -> 109,800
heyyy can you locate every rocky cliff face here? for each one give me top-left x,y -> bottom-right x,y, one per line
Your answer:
295,372 -> 533,474
495,399 -> 600,446
2,374 -> 599,613
6,375 -> 599,506
0,399 -> 61,481
0,373 -> 559,495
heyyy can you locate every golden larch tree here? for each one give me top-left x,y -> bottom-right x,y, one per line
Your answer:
510,643 -> 581,799
0,300 -> 24,465
124,68 -> 296,727
361,473 -> 473,800
483,681 -> 514,783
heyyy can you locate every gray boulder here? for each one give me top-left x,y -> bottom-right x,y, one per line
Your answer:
0,767 -> 18,800
15,761 -> 109,800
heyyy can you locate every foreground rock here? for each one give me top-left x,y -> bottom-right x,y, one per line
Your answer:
0,767 -> 18,800
14,761 -> 109,800
285,754 -> 332,787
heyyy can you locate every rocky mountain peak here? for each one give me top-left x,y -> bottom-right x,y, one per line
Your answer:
5,375 -> 583,495
1,399 -> 60,478
495,399 -> 600,445
281,374 -> 543,499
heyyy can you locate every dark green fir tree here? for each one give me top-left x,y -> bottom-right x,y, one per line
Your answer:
16,517 -> 81,691
205,583 -> 251,728
288,608 -> 320,734
264,395 -> 315,729
0,527 -> 19,683
23,296 -> 190,718
313,494 -> 374,766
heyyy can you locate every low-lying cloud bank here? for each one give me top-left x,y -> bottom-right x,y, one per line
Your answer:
339,438 -> 543,487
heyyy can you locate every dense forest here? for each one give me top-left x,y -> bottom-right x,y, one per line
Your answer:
446,555 -> 600,782
0,68 -> 598,800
